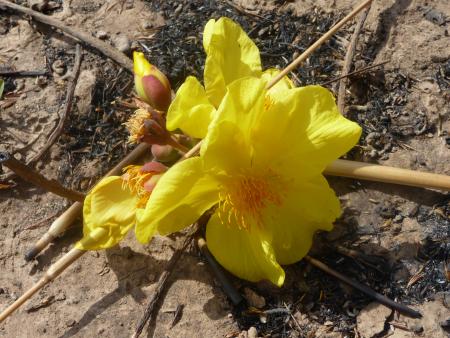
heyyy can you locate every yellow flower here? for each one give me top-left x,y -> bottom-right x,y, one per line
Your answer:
135,77 -> 362,286
166,17 -> 293,139
133,52 -> 172,111
75,162 -> 167,251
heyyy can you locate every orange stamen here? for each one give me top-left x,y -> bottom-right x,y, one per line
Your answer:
217,169 -> 285,230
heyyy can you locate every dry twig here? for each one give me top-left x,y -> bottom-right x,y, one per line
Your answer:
0,152 -> 85,202
320,60 -> 388,87
337,4 -> 371,113
0,69 -> 48,77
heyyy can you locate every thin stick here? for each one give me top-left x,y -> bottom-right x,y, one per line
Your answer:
0,70 -> 48,77
320,60 -> 388,87
324,159 -> 450,191
132,231 -> 195,338
181,141 -> 201,160
304,256 -> 422,318
24,143 -> 150,260
197,237 -> 244,307
1,44 -> 83,182
337,4 -> 371,113
0,0 -> 133,72
266,0 -> 373,89
0,152 -> 85,202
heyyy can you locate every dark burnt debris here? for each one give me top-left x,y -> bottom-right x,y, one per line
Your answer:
142,0 -> 345,87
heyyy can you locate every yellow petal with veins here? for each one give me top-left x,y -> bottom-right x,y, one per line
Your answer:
203,17 -> 262,107
206,212 -> 285,286
135,157 -> 220,243
166,76 -> 215,139
75,176 -> 138,250
261,68 -> 294,94
262,175 -> 340,265
201,77 -> 266,173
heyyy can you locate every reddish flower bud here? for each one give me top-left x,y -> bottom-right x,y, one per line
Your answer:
133,52 -> 172,111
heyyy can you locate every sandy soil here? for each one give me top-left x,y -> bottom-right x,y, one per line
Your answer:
0,0 -> 449,337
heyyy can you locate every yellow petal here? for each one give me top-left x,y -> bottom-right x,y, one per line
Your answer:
248,84 -> 362,178
263,175 -> 341,265
166,76 -> 215,139
206,212 -> 285,286
261,68 -> 294,93
201,77 -> 266,173
75,176 -> 138,250
133,51 -> 152,77
203,17 -> 262,107
135,157 -> 220,243
202,19 -> 215,52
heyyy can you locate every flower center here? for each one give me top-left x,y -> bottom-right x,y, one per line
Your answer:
121,165 -> 152,208
218,170 -> 284,230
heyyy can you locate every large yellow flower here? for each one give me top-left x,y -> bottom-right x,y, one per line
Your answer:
75,162 -> 167,250
166,17 -> 293,139
136,77 -> 361,286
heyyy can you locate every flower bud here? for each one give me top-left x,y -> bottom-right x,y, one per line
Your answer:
151,144 -> 180,163
133,51 -> 172,111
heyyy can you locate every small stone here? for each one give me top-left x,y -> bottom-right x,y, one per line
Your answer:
409,322 -> 423,333
124,0 -> 133,10
243,288 -> 266,308
237,331 -> 248,338
96,30 -> 108,40
52,59 -> 66,75
35,76 -> 47,87
443,292 -> 450,308
113,35 -> 131,54
247,326 -> 258,338
143,22 -> 154,29
174,4 -> 183,15
393,214 -> 404,223
258,27 -> 269,37
357,303 -> 392,338
66,296 -> 80,305
14,79 -> 25,92
65,319 -> 76,327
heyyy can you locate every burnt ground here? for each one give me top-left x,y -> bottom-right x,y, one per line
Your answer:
0,0 -> 449,337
